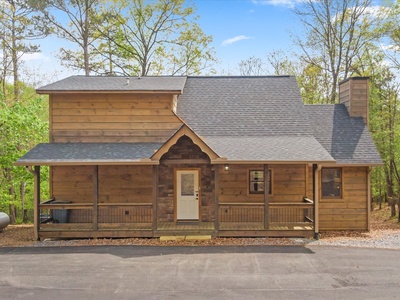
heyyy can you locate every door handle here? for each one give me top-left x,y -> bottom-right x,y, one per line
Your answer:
195,191 -> 199,200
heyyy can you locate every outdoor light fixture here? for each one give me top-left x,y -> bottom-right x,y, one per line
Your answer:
224,164 -> 229,171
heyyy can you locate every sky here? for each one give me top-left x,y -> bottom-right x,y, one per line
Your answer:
21,0 -> 304,85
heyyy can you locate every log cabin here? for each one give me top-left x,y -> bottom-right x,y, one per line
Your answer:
15,76 -> 382,240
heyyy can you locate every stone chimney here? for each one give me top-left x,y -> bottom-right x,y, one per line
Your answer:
339,77 -> 369,126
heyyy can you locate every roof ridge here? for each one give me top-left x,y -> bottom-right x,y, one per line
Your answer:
187,75 -> 295,79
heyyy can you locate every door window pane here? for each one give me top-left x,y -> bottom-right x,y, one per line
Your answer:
181,174 -> 194,196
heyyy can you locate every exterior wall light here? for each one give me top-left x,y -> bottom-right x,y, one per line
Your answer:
224,164 -> 229,171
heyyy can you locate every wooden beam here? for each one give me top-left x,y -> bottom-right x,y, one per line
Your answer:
264,164 -> 269,230
215,165 -> 220,231
93,166 -> 98,231
28,166 -> 41,241
152,165 -> 158,231
313,164 -> 320,239
367,167 -> 371,231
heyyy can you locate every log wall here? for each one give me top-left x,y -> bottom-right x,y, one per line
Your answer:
218,164 -> 308,204
52,166 -> 94,203
98,165 -> 153,204
50,93 -> 183,143
319,166 -> 368,230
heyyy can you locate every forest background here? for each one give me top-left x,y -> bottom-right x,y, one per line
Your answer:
1,0 -> 400,223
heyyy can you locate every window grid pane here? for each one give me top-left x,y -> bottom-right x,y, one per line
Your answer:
322,168 -> 342,198
249,170 -> 271,195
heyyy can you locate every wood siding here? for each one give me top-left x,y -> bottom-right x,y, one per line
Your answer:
339,78 -> 369,125
319,166 -> 368,230
98,166 -> 153,204
52,166 -> 94,203
50,93 -> 183,143
218,164 -> 308,204
52,165 -> 153,204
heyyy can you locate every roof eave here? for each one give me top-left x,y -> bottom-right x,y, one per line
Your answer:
14,159 -> 160,166
36,90 -> 183,95
211,159 -> 336,165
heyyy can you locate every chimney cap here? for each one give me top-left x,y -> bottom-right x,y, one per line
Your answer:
339,77 -> 369,85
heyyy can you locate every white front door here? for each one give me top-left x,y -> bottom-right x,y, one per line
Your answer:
176,170 -> 199,220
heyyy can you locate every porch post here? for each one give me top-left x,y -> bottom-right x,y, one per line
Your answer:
264,164 -> 269,230
367,167 -> 372,231
93,166 -> 98,231
214,165 -> 219,232
152,165 -> 158,232
33,166 -> 40,241
313,164 -> 320,239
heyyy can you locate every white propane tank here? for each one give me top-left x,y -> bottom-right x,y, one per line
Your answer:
0,212 -> 10,230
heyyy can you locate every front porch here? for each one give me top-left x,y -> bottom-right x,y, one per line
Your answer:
37,199 -> 315,239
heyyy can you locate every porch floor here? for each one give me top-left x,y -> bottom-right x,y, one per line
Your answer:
219,222 -> 313,231
40,222 -> 313,232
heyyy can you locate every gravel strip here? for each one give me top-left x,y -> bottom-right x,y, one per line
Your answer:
291,230 -> 400,250
19,229 -> 399,249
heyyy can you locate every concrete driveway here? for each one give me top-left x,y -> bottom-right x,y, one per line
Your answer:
0,245 -> 399,299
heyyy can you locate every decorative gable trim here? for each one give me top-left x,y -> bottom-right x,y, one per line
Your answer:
151,124 -> 219,161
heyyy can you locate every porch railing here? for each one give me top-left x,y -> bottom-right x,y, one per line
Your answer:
219,203 -> 264,223
269,197 -> 314,224
39,199 -> 153,231
218,197 -> 314,229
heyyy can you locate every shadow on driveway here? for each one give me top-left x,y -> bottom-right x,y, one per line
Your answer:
0,244 -> 314,258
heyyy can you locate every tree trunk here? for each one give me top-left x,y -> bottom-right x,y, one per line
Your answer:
8,204 -> 16,224
20,181 -> 27,223
11,11 -> 19,101
398,198 -> 400,223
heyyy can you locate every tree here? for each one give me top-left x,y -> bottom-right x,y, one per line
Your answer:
34,0 -> 102,75
0,85 -> 49,223
97,0 -> 216,76
379,0 -> 400,71
238,56 -> 265,76
353,46 -> 400,220
293,0 -> 381,103
0,0 -> 48,102
263,50 -> 327,104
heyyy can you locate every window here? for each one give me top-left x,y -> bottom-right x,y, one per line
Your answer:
249,170 -> 272,194
322,168 -> 342,198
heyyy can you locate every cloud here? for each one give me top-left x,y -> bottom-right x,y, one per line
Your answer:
380,44 -> 400,52
20,52 -> 52,62
252,0 -> 303,9
222,35 -> 252,46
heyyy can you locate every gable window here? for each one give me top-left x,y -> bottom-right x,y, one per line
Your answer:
322,168 -> 342,198
249,170 -> 272,194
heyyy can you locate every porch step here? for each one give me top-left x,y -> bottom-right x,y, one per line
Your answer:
159,235 -> 212,241
185,235 -> 212,241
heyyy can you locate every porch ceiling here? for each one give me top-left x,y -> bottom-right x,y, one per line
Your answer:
15,143 -> 163,166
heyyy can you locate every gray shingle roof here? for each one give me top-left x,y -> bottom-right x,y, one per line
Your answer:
306,104 -> 382,165
18,76 -> 381,166
205,135 -> 335,162
15,143 -> 163,166
177,76 -> 312,136
37,76 -> 187,93
176,76 -> 335,162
